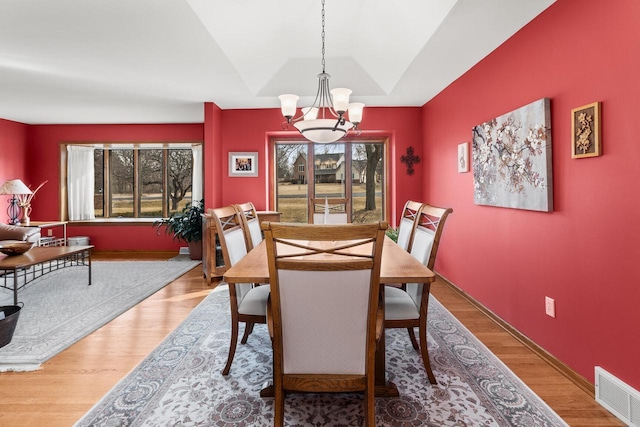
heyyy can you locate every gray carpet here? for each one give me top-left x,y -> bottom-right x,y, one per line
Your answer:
76,286 -> 568,426
0,259 -> 200,372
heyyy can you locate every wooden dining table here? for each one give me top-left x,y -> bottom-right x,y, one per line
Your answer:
223,235 -> 435,397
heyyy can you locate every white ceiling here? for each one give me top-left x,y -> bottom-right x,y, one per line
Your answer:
0,0 -> 555,125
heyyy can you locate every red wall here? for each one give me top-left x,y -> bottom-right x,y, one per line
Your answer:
422,0 -> 640,388
0,119 -> 29,223
27,123 -> 204,251
16,105 -> 424,250
219,106 -> 424,222
204,102 -> 223,209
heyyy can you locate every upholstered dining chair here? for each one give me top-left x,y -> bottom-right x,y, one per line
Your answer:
234,201 -> 262,250
385,204 -> 453,384
396,200 -> 425,252
310,197 -> 350,224
262,221 -> 387,427
210,205 -> 270,375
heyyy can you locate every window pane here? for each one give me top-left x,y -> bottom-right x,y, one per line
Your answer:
352,143 -> 384,223
276,143 -> 308,223
314,143 -> 346,211
93,149 -> 104,218
139,149 -> 163,218
109,149 -> 134,218
167,149 -> 193,216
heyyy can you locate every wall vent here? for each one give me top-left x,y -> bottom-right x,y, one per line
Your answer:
596,366 -> 640,426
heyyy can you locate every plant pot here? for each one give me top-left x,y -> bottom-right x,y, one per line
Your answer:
0,305 -> 22,348
188,240 -> 202,260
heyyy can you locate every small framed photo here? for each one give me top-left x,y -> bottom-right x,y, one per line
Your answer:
458,142 -> 469,173
229,152 -> 258,177
571,102 -> 601,158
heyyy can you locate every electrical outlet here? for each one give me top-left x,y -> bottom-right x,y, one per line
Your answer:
545,296 -> 556,318
48,229 -> 53,236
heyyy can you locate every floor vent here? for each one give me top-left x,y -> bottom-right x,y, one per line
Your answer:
596,366 -> 640,426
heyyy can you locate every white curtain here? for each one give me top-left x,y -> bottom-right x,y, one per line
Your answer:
67,145 -> 95,220
192,145 -> 203,204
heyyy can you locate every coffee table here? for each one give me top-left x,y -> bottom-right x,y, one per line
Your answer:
0,245 -> 93,305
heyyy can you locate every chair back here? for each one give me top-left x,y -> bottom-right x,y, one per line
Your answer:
263,222 -> 386,376
210,205 -> 252,303
311,197 -> 349,224
415,204 -> 453,270
234,201 -> 262,250
396,200 -> 424,251
406,204 -> 453,305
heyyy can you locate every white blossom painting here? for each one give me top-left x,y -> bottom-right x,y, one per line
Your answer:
472,98 -> 553,212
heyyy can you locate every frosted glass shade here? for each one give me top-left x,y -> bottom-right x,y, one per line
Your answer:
330,88 -> 352,114
348,103 -> 365,125
294,119 -> 354,143
302,107 -> 319,120
279,94 -> 299,118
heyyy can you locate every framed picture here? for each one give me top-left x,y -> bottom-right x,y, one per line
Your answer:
571,102 -> 601,158
458,142 -> 469,173
472,98 -> 553,212
229,152 -> 258,177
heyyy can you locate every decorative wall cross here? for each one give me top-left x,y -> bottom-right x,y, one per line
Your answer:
400,146 -> 421,176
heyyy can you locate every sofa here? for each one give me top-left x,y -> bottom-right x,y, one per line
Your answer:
0,223 -> 41,245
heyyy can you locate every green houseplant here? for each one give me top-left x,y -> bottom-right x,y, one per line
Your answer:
154,199 -> 204,260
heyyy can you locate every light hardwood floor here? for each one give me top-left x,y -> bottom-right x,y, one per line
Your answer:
0,252 -> 623,426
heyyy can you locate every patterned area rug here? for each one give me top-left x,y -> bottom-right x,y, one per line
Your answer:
76,286 -> 567,426
0,260 -> 200,372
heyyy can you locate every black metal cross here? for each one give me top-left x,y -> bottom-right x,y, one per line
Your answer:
400,146 -> 421,176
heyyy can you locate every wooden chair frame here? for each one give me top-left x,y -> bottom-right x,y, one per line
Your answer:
210,205 -> 268,375
385,204 -> 452,385
262,222 -> 387,427
234,201 -> 262,251
396,200 -> 425,252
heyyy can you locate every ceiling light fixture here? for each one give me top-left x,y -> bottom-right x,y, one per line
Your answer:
279,0 -> 364,143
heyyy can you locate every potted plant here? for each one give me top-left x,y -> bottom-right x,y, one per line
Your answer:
154,199 -> 204,260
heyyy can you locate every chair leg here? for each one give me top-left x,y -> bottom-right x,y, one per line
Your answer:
274,383 -> 285,427
364,382 -> 375,426
418,320 -> 437,385
407,327 -> 419,350
222,318 -> 239,375
241,322 -> 254,344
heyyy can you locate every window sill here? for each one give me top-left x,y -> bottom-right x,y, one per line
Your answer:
69,218 -> 162,226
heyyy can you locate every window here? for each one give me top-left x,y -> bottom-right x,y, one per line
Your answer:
274,140 -> 386,223
63,142 -> 202,221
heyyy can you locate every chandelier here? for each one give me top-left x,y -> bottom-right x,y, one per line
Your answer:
279,0 -> 364,143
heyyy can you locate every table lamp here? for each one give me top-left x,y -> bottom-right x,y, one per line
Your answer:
0,179 -> 33,225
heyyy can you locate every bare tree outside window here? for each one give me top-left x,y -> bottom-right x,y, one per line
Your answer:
92,144 -> 197,219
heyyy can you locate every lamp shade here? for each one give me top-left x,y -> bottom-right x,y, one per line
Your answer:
330,88 -> 352,114
348,102 -> 365,125
279,94 -> 299,119
294,119 -> 354,143
0,179 -> 32,195
301,107 -> 319,120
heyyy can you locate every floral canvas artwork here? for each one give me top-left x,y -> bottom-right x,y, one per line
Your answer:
472,98 -> 553,212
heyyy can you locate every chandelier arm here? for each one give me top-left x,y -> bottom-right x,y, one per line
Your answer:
332,117 -> 344,132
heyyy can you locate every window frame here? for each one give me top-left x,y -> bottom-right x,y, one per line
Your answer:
270,136 -> 389,224
59,141 -> 202,223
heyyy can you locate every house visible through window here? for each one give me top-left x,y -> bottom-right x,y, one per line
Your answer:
274,140 -> 386,223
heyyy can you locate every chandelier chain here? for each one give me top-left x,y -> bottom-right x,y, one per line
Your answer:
321,0 -> 325,73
